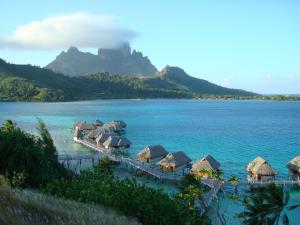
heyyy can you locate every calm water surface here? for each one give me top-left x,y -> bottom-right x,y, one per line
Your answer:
1,99 -> 299,224
1,99 -> 299,177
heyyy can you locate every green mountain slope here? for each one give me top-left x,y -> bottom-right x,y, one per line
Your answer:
156,66 -> 253,96
0,58 -> 257,102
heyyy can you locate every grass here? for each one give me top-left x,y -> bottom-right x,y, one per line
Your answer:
0,186 -> 141,225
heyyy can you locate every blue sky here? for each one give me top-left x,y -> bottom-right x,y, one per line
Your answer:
1,0 -> 299,94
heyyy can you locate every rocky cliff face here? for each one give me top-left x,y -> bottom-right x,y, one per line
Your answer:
46,43 -> 157,77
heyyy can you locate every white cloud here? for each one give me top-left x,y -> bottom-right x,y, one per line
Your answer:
0,12 -> 138,50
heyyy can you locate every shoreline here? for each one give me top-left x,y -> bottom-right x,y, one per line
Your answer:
1,96 -> 300,103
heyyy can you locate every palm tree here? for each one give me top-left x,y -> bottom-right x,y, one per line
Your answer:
198,168 -> 223,181
238,183 -> 300,225
228,176 -> 240,193
209,169 -> 224,183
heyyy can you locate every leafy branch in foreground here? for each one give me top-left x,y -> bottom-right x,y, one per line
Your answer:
237,183 -> 300,225
0,119 -> 67,187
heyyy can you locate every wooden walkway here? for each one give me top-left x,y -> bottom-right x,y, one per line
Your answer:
70,138 -> 222,215
70,137 -> 300,215
71,138 -> 184,181
243,179 -> 300,186
61,137 -> 300,216
196,179 -> 222,215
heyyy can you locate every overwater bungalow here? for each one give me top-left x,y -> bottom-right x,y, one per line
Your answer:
107,123 -> 123,132
159,151 -> 192,172
103,136 -> 132,150
110,120 -> 127,128
93,120 -> 103,127
246,156 -> 264,172
87,126 -> 116,140
191,155 -> 221,178
286,156 -> 300,179
74,121 -> 96,131
96,133 -> 118,145
73,121 -> 82,129
246,156 -> 278,181
137,145 -> 168,163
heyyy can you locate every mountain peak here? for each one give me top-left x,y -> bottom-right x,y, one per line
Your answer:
160,66 -> 189,79
46,44 -> 157,77
98,42 -> 131,59
67,46 -> 80,54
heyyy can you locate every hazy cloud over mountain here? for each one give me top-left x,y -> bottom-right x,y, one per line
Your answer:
0,12 -> 138,50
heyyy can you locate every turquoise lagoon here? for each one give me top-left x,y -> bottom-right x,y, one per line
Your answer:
1,99 -> 300,224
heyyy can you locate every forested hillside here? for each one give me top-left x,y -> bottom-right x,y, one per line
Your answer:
0,59 -> 257,102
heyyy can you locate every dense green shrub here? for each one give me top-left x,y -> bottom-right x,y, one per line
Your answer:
44,162 -> 210,225
0,120 -> 67,187
0,121 -> 210,224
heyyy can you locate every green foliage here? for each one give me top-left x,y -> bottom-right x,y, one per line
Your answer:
11,171 -> 26,188
95,156 -> 113,176
0,72 -> 64,101
228,176 -> 240,193
180,173 -> 199,191
228,176 -> 240,184
198,168 -> 224,181
0,59 -> 270,102
0,119 -> 209,225
238,184 -> 300,225
158,66 -> 255,96
43,166 -> 210,225
37,118 -> 57,163
0,188 -> 141,225
0,175 -> 12,201
0,120 -> 66,187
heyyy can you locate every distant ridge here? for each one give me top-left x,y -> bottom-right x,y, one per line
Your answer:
0,58 -> 257,102
155,66 -> 254,96
46,43 -> 157,77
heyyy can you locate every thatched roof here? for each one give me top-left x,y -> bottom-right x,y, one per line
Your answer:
106,123 -> 123,132
110,120 -> 126,128
93,120 -> 103,126
78,122 -> 96,131
87,126 -> 116,139
287,156 -> 300,172
192,155 -> 220,172
73,121 -> 83,129
159,151 -> 192,168
246,156 -> 266,172
137,145 -> 168,160
103,136 -> 132,148
252,162 -> 278,176
96,132 -> 118,144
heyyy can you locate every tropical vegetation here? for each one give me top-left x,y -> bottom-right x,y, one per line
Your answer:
0,120 -> 210,225
43,159 -> 210,225
0,176 -> 141,225
238,183 -> 300,225
0,120 -> 67,187
0,58 -> 260,102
